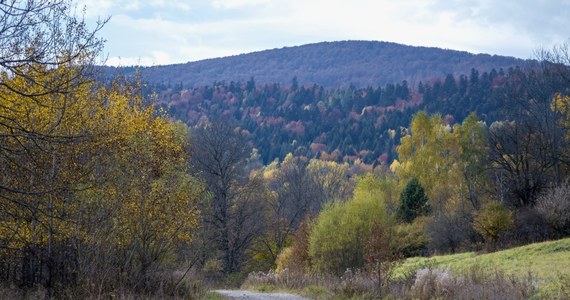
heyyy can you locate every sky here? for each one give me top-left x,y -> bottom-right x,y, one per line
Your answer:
76,0 -> 570,66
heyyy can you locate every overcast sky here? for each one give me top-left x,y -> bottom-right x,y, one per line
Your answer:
77,0 -> 570,66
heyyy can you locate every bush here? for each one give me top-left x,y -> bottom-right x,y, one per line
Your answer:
308,174 -> 394,275
276,215 -> 312,273
410,267 -> 537,300
412,268 -> 454,298
364,225 -> 403,294
242,269 -> 310,291
473,202 -> 513,245
242,268 -> 383,299
508,207 -> 554,245
242,265 -> 541,299
536,183 -> 570,235
426,210 -> 479,253
337,269 -> 378,298
303,284 -> 332,299
536,273 -> 570,299
392,217 -> 429,257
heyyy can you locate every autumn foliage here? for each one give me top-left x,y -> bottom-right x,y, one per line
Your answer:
0,65 -> 203,295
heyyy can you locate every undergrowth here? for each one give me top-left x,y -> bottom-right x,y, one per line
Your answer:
242,238 -> 570,299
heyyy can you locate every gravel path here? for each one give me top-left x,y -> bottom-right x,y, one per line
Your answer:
214,290 -> 309,300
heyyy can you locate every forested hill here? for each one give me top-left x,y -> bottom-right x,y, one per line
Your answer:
145,64 -> 561,171
106,40 -> 526,88
103,41 -> 542,171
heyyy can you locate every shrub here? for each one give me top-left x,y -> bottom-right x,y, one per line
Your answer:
275,247 -> 296,273
303,284 -> 332,299
410,267 -> 537,300
337,269 -> 378,298
473,202 -> 513,245
536,273 -> 570,299
308,174 -> 394,275
412,268 -> 454,298
242,266 -> 540,300
242,269 -> 312,291
426,210 -> 479,253
276,215 -> 312,273
536,183 -> 570,235
508,207 -> 554,245
364,225 -> 403,294
202,258 -> 224,282
392,217 -> 429,257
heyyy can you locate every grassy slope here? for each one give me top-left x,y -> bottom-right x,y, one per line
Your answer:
396,237 -> 570,293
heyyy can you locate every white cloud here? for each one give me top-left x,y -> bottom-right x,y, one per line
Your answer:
76,0 -> 115,17
428,0 -> 570,49
211,0 -> 272,9
124,0 -> 141,11
149,0 -> 191,10
96,0 -> 569,66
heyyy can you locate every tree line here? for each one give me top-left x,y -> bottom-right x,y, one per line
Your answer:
147,59 -> 565,173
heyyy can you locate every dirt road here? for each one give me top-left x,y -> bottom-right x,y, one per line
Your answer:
214,290 -> 308,299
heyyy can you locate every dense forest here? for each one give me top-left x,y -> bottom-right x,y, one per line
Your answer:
104,40 -> 524,88
144,64 -> 543,171
1,1 -> 570,299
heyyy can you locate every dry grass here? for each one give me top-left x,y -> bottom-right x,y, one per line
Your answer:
0,269 -> 210,300
242,267 -> 541,299
396,237 -> 570,297
242,269 -> 382,299
242,238 -> 570,299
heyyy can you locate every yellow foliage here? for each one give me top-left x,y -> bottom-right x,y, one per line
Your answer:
307,158 -> 352,201
396,112 -> 487,211
552,93 -> 570,131
79,82 -> 203,257
0,64 -> 202,273
275,246 -> 295,272
396,112 -> 461,204
0,65 -> 104,251
262,160 -> 280,180
389,160 -> 401,173
472,202 -> 513,242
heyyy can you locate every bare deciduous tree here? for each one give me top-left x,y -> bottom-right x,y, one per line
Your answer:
535,183 -> 570,235
189,122 -> 266,274
488,53 -> 570,207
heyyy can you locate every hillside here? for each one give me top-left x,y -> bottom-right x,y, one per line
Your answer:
142,64 -> 558,169
397,238 -> 570,297
242,238 -> 570,299
106,40 -> 527,88
101,41 -> 553,169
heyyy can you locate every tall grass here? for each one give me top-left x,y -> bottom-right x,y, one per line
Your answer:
242,238 -> 570,299
242,267 -> 541,299
396,237 -> 570,290
0,269 -> 210,300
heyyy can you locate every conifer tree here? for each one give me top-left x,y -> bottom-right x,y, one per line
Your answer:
397,177 -> 430,223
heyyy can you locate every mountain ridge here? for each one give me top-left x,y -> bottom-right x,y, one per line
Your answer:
105,40 -> 529,88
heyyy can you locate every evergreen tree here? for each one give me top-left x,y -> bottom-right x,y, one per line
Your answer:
246,76 -> 256,92
443,73 -> 458,97
397,177 -> 430,223
291,76 -> 299,91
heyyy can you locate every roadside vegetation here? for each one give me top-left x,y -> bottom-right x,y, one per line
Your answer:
243,238 -> 570,299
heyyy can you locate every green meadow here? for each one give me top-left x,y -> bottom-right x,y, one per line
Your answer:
397,238 -> 570,297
